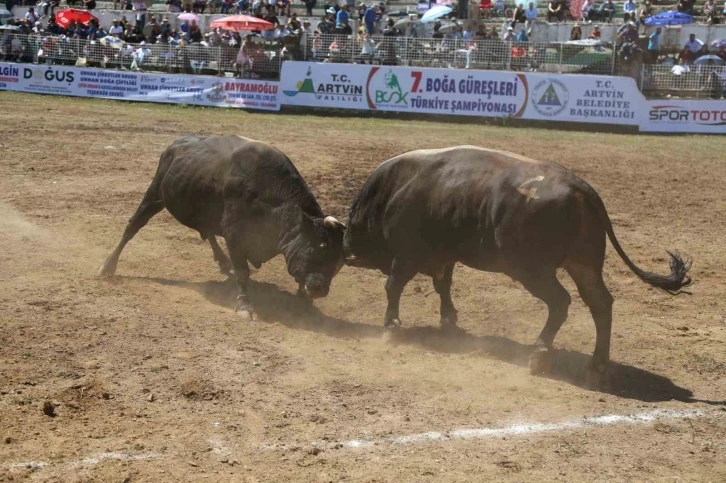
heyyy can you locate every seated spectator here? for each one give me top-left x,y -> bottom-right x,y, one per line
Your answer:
617,21 -> 639,59
511,2 -> 526,29
704,0 -> 718,23
589,24 -> 601,39
679,33 -> 705,63
525,1 -> 537,27
25,7 -> 39,24
189,20 -> 202,42
479,0 -> 492,19
638,1 -> 652,26
516,26 -> 530,41
671,57 -> 690,75
287,12 -> 301,33
311,31 -> 322,59
109,19 -> 124,37
623,0 -> 637,23
600,0 -> 616,22
336,5 -> 351,35
85,0 -> 97,11
581,0 -> 598,22
676,0 -> 692,15
547,0 -> 564,22
570,22 -> 582,40
504,25 -> 516,40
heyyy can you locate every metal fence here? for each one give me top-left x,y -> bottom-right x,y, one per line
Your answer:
640,64 -> 726,99
0,33 -> 285,78
304,34 -> 619,76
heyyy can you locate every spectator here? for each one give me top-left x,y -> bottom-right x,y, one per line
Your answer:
589,23 -> 601,39
219,0 -> 232,12
676,0 -> 692,14
703,0 -> 717,23
264,7 -> 279,28
25,7 -> 39,24
516,26 -> 529,41
600,0 -> 615,22
287,12 -> 301,32
623,0 -> 637,23
133,0 -> 147,28
278,0 -> 290,17
525,1 -> 537,27
336,5 -> 351,34
570,22 -> 582,40
109,19 -> 124,37
311,31 -> 322,59
304,0 -> 316,16
85,0 -> 97,11
364,4 -> 377,34
646,26 -> 661,63
680,33 -> 705,63
503,25 -> 515,40
581,0 -> 596,22
671,57 -> 690,75
359,31 -> 375,60
87,18 -> 98,39
638,1 -> 652,27
511,2 -> 526,29
617,21 -> 638,59
547,0 -> 564,22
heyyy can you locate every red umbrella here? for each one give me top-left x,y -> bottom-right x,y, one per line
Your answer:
55,8 -> 99,27
209,15 -> 274,31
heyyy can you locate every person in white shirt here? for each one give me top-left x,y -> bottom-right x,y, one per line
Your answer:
25,8 -> 39,24
623,0 -> 637,22
109,19 -> 124,37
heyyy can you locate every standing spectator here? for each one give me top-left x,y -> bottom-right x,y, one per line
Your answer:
647,26 -> 661,63
547,0 -> 564,22
680,33 -> 705,63
525,1 -> 537,27
570,22 -> 582,40
599,0 -> 615,22
87,18 -> 98,39
364,4 -> 377,34
623,0 -> 637,23
511,2 -> 526,29
133,0 -> 147,28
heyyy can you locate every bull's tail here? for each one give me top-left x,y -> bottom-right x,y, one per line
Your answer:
584,188 -> 693,295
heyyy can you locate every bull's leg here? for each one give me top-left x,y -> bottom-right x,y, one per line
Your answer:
207,235 -> 233,275
433,264 -> 457,328
226,244 -> 253,321
517,272 -> 572,376
98,191 -> 164,277
384,258 -> 417,328
567,264 -> 614,390
295,281 -> 314,313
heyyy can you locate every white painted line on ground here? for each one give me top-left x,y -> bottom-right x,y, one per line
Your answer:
261,408 -> 716,451
3,451 -> 162,472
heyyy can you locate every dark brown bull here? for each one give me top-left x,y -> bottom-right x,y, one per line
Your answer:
344,146 -> 692,387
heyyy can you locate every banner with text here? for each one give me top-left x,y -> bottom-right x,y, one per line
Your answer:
0,63 -> 280,111
639,99 -> 726,133
280,62 -> 528,118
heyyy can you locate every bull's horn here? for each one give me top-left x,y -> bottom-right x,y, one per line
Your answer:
324,216 -> 347,230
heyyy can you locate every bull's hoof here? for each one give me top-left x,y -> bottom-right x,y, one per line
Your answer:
528,347 -> 553,376
236,306 -> 253,321
97,261 -> 117,278
440,313 -> 458,330
584,363 -> 610,392
381,322 -> 401,344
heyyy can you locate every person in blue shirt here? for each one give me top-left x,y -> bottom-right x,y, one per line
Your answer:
364,4 -> 377,34
336,4 -> 350,34
516,27 -> 529,41
623,0 -> 637,23
600,0 -> 615,22
647,26 -> 661,63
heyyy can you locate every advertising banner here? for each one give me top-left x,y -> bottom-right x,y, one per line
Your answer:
640,100 -> 726,133
280,62 -> 528,118
0,63 -> 280,111
522,74 -> 640,125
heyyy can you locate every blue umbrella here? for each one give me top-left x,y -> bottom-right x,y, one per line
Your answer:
711,39 -> 726,50
421,5 -> 453,23
644,12 -> 694,26
694,54 -> 724,66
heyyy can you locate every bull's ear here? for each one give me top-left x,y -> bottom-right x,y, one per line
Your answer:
296,206 -> 317,234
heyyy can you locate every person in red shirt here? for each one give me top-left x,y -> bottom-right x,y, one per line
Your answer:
589,24 -> 601,39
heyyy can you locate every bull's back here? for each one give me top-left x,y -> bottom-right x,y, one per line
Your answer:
346,146 -> 581,270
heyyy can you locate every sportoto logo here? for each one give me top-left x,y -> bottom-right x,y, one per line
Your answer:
160,77 -> 185,86
649,105 -> 726,126
531,79 -> 568,117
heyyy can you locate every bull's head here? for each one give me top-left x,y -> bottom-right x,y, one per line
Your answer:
282,209 -> 346,299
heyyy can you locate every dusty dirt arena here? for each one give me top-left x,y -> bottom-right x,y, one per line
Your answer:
1,92 -> 725,482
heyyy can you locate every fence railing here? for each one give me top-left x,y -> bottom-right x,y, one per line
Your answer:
0,32 -> 285,78
640,64 -> 726,99
304,34 -> 619,76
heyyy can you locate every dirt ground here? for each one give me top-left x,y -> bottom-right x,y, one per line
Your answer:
1,93 -> 725,482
